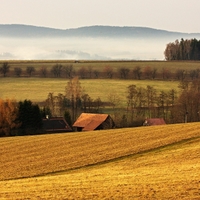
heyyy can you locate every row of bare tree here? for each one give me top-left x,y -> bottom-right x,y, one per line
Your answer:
1,62 -> 200,81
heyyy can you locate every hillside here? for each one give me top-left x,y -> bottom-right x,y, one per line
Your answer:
0,123 -> 200,199
0,24 -> 200,38
0,122 -> 200,180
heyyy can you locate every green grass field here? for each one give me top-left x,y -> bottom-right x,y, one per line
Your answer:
0,78 -> 179,104
0,123 -> 200,199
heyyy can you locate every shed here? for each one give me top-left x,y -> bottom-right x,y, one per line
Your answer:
143,118 -> 166,126
73,113 -> 115,131
42,117 -> 72,133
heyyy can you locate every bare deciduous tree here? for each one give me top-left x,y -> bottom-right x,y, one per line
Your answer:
161,68 -> 171,80
143,66 -> 152,79
87,66 -> 93,79
64,64 -> 73,78
119,67 -> 130,79
81,93 -> 92,112
132,66 -> 142,80
65,77 -> 82,122
0,98 -> 20,136
45,93 -> 56,116
93,69 -> 100,78
104,65 -> 114,79
40,67 -> 48,77
175,69 -> 187,81
26,66 -> 36,77
146,85 -> 157,118
0,62 -> 10,77
127,84 -> 137,125
14,67 -> 22,77
78,67 -> 87,79
51,64 -> 62,78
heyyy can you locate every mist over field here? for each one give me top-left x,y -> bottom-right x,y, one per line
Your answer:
0,37 -> 169,60
1,25 -> 200,60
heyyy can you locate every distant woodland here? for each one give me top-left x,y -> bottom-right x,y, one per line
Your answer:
164,38 -> 200,60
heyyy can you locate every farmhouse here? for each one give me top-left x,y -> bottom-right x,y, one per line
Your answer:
143,118 -> 166,126
43,117 -> 72,133
73,113 -> 115,131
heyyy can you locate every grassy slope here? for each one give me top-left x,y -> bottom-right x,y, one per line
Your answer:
0,123 -> 200,199
1,137 -> 199,199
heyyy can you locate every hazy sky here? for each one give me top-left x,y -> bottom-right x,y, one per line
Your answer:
0,0 -> 199,33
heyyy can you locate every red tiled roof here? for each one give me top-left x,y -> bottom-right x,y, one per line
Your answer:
73,113 -> 109,131
144,118 -> 166,126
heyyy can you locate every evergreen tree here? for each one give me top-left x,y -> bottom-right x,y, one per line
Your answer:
18,100 -> 43,135
164,38 -> 200,61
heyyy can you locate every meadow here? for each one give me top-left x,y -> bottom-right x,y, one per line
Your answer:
0,78 -> 179,104
0,122 -> 200,199
1,60 -> 199,104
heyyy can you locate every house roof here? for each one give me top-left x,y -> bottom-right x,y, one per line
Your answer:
43,117 -> 72,132
144,118 -> 166,126
73,113 -> 109,131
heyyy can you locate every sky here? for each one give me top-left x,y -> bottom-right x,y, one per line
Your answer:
0,0 -> 199,33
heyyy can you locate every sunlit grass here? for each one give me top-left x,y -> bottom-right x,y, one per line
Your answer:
0,123 -> 200,199
1,122 -> 200,180
0,78 -> 179,103
2,138 -> 199,199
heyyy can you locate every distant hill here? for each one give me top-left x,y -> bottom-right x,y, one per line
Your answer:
0,24 -> 200,39
1,24 -> 200,60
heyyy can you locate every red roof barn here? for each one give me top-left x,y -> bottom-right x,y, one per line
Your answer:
73,113 -> 115,131
143,118 -> 166,126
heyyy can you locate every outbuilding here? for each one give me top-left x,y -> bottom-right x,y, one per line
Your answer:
42,117 -> 72,133
73,113 -> 115,131
143,118 -> 166,126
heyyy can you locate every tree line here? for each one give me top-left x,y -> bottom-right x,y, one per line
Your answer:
1,62 -> 200,81
125,79 -> 200,126
164,38 -> 200,61
43,77 -> 200,128
1,77 -> 200,136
